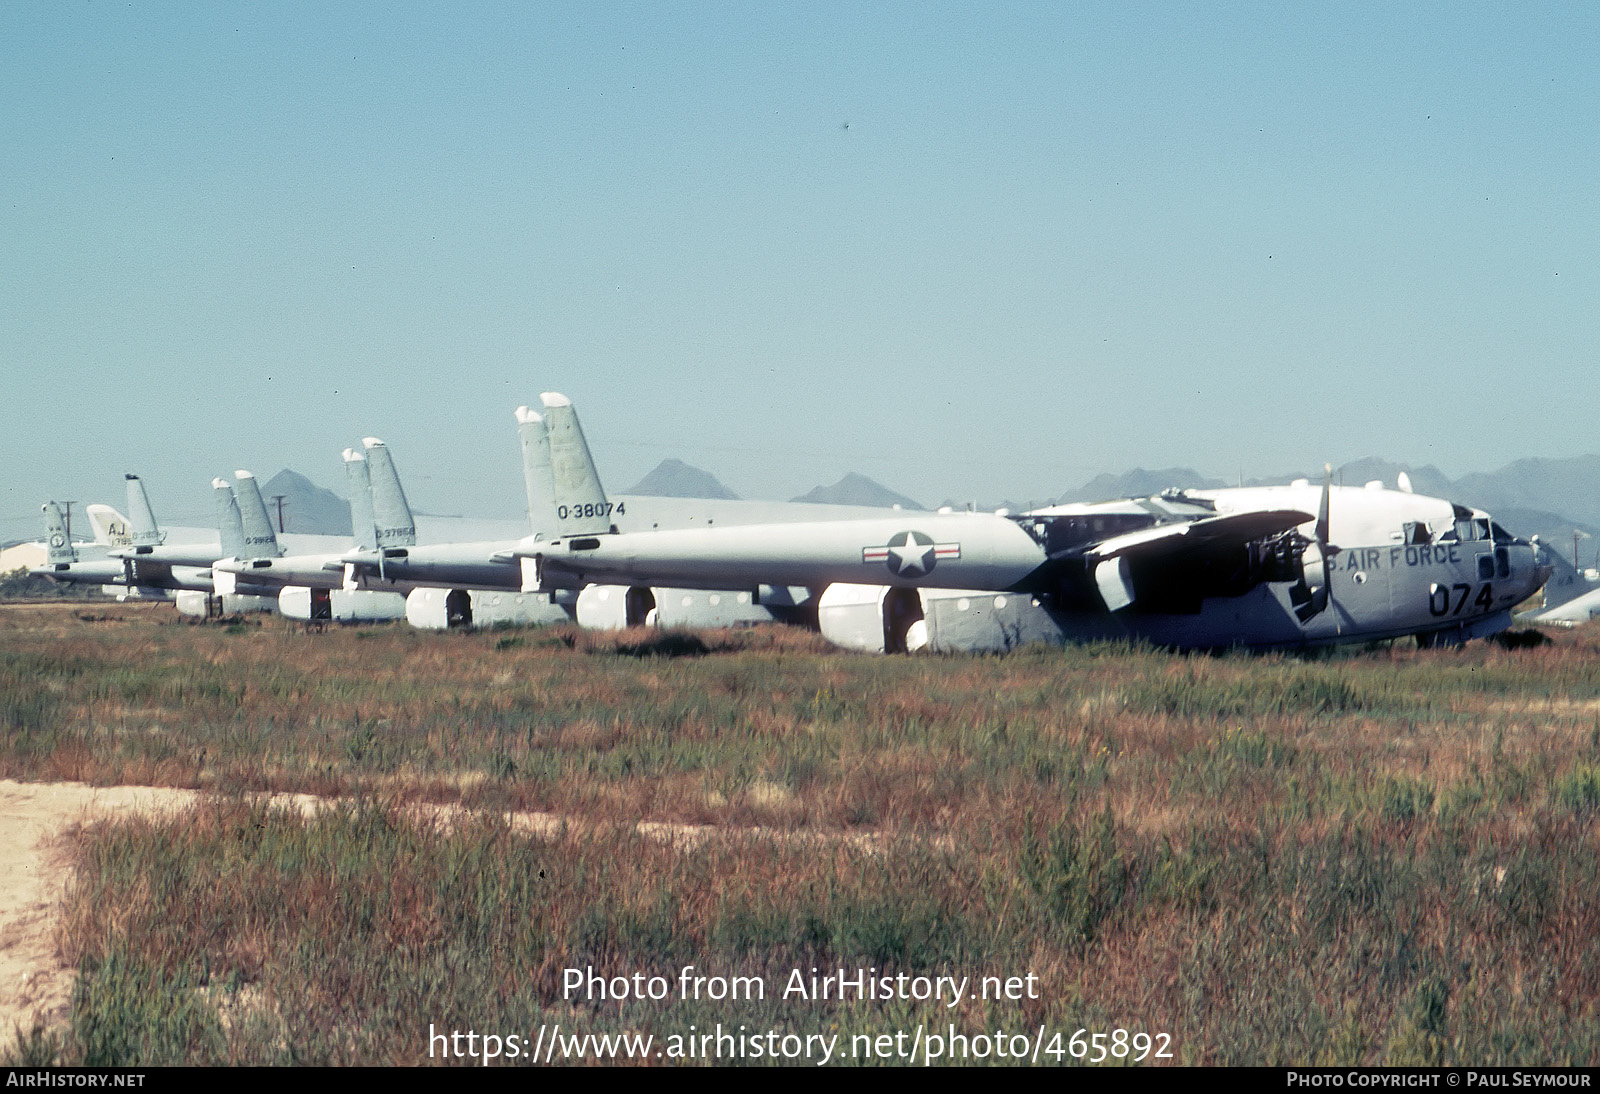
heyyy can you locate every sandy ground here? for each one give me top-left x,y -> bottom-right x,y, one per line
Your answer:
0,780 -> 206,1041
0,778 -> 883,1046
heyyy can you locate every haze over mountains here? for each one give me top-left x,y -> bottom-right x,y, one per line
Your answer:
622,459 -> 739,501
257,471 -> 354,537
239,454 -> 1600,570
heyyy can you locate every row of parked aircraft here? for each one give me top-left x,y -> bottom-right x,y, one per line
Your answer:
34,394 -> 1564,653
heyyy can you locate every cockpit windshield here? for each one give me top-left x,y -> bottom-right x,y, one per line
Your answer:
1438,517 -> 1489,543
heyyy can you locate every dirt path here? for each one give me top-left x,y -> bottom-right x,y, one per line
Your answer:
0,780 -> 204,1042
0,779 -> 883,1045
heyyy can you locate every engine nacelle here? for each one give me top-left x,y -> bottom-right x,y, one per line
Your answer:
917,589 -> 1074,652
174,590 -> 276,616
279,587 -> 408,623
405,587 -> 574,631
818,583 -> 1073,653
817,583 -> 928,653
110,585 -> 177,602
651,587 -> 779,628
574,585 -> 656,630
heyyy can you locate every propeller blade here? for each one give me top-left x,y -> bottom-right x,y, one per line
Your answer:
1293,464 -> 1337,625
1316,463 -> 1331,546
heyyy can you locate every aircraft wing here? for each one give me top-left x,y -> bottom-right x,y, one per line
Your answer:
1081,508 -> 1312,612
1083,508 -> 1314,563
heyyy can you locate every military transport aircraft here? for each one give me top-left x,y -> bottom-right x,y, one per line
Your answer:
330,403 -> 905,631
35,474 -> 234,597
510,393 -> 1552,653
35,472 -> 350,603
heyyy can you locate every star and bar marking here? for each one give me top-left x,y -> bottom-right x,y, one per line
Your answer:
862,530 -> 961,577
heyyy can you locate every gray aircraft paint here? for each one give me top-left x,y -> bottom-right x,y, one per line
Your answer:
540,392 -> 612,538
344,403 -> 893,631
525,512 -> 1049,593
515,405 -> 556,540
42,502 -> 75,565
32,500 -> 128,586
1527,586 -> 1600,626
124,475 -> 165,548
344,449 -> 378,552
364,438 -> 417,549
524,397 -> 1550,651
233,470 -> 285,558
214,477 -> 246,560
39,478 -> 221,593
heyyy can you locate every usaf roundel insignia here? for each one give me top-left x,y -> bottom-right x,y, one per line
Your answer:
862,531 -> 960,577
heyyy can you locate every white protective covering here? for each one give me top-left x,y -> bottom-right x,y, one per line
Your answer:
405,587 -> 571,630
817,583 -> 894,653
174,591 -> 275,616
279,587 -> 407,623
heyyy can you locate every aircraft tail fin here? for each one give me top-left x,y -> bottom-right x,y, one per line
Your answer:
361,438 -> 417,548
343,448 -> 378,552
539,392 -> 612,536
42,502 -> 77,564
125,474 -> 165,547
213,477 -> 246,559
515,405 -> 557,540
233,470 -> 284,558
84,504 -> 131,547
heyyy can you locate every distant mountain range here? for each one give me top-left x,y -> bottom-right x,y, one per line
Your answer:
624,462 -> 928,509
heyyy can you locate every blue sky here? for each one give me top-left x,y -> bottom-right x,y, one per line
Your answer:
3,3 -> 1596,537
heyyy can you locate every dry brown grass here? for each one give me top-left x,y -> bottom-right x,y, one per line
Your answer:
7,605 -> 1600,1063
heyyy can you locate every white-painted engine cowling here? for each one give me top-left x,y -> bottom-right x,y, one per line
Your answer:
174,590 -> 277,617
279,587 -> 407,623
817,583 -> 897,653
574,584 -> 657,630
406,587 -> 572,631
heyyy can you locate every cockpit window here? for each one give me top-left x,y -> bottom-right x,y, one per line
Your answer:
1403,521 -> 1432,546
1452,518 -> 1491,542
